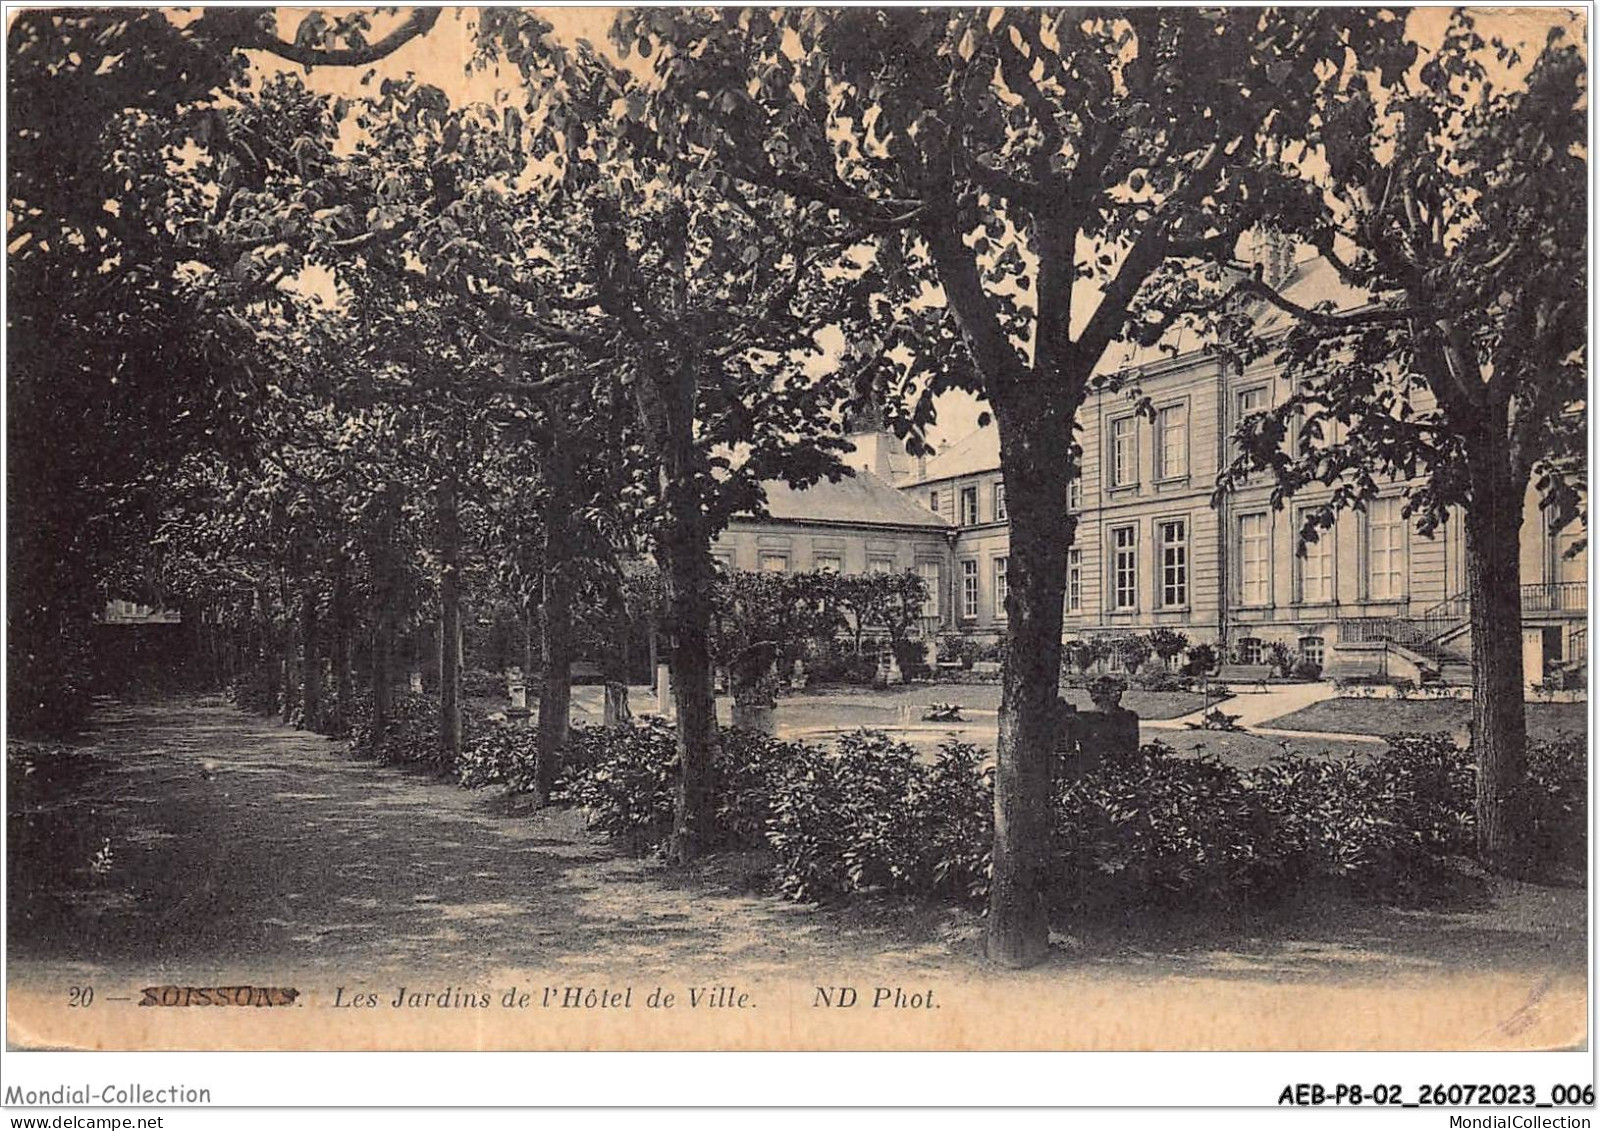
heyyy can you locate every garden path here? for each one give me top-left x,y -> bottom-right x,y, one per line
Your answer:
8,696 -> 960,989
1146,679 -> 1388,745
7,696 -> 1584,1052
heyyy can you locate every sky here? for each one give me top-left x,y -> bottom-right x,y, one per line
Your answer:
245,5 -> 1586,450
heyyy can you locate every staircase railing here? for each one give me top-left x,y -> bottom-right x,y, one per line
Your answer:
1340,584 -> 1586,668
1337,591 -> 1471,666
1336,616 -> 1454,665
1521,581 -> 1587,613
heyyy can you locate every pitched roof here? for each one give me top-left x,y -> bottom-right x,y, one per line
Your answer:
1091,255 -> 1369,376
748,468 -> 951,529
917,425 -> 1002,484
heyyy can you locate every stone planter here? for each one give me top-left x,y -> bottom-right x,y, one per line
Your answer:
731,701 -> 776,735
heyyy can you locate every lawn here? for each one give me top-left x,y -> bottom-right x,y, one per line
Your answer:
789,681 -> 1222,721
1063,687 -> 1223,721
1268,697 -> 1587,742
1144,726 -> 1375,771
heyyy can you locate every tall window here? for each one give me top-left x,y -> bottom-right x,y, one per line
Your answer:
1299,636 -> 1326,667
1296,513 -> 1334,603
1068,476 -> 1083,511
993,482 -> 1007,522
1237,386 -> 1268,420
993,557 -> 1009,619
917,561 -> 940,619
1234,387 -> 1269,464
959,485 -> 979,525
760,553 -> 788,573
1111,525 -> 1138,610
1110,416 -> 1138,488
1239,513 -> 1270,605
1158,519 -> 1188,608
1067,549 -> 1083,613
813,554 -> 842,574
1156,403 -> 1189,480
960,560 -> 979,619
928,489 -> 940,513
868,555 -> 894,575
1367,496 -> 1406,600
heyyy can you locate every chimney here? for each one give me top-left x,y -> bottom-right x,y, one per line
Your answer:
1249,226 -> 1297,290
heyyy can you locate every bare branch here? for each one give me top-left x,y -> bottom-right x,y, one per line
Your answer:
215,9 -> 442,68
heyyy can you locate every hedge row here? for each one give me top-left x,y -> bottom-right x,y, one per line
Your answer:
346,693 -> 1585,912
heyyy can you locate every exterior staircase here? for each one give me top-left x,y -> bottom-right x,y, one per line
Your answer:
1336,583 -> 1588,684
1338,592 -> 1471,675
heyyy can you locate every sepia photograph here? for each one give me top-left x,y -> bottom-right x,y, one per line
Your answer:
3,0 -> 1591,1098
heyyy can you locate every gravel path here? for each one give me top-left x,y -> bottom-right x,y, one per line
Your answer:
7,696 -> 962,988
7,696 -> 1586,1051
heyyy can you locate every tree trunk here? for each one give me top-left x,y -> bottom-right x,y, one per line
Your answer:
256,583 -> 279,717
299,569 -> 320,733
371,607 -> 392,740
602,579 -> 633,728
369,495 -> 397,742
280,571 -> 299,726
534,425 -> 576,802
661,523 -> 719,862
603,200 -> 717,862
438,476 -> 463,761
1464,451 -> 1529,869
643,356 -> 719,864
985,386 -> 1075,968
331,553 -> 352,735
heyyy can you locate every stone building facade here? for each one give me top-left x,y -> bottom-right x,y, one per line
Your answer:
721,253 -> 1587,681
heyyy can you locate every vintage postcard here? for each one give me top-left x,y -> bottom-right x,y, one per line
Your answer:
5,4 -> 1589,1073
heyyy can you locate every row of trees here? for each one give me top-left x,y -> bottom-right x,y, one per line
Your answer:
713,568 -> 930,713
10,9 -> 1585,967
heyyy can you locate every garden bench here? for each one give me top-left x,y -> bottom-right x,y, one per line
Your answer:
1215,663 -> 1273,693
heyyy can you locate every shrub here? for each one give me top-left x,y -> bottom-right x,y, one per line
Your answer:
560,721 -> 810,855
714,728 -> 811,851
1183,642 -> 1219,676
1113,634 -> 1153,673
1131,669 -> 1189,692
561,718 -> 681,852
349,691 -> 454,770
456,719 -> 542,791
227,671 -> 279,716
1063,635 -> 1111,676
938,634 -> 981,670
767,731 -> 993,904
1518,735 -> 1586,872
806,643 -> 878,686
1291,657 -> 1323,681
1145,628 -> 1190,668
891,638 -> 933,682
461,668 -> 506,698
1265,641 -> 1296,679
1246,755 -> 1418,895
1365,733 -> 1476,859
1053,742 -> 1272,911
970,635 -> 1008,666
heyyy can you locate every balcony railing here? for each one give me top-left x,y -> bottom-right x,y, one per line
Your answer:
1521,581 -> 1587,613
